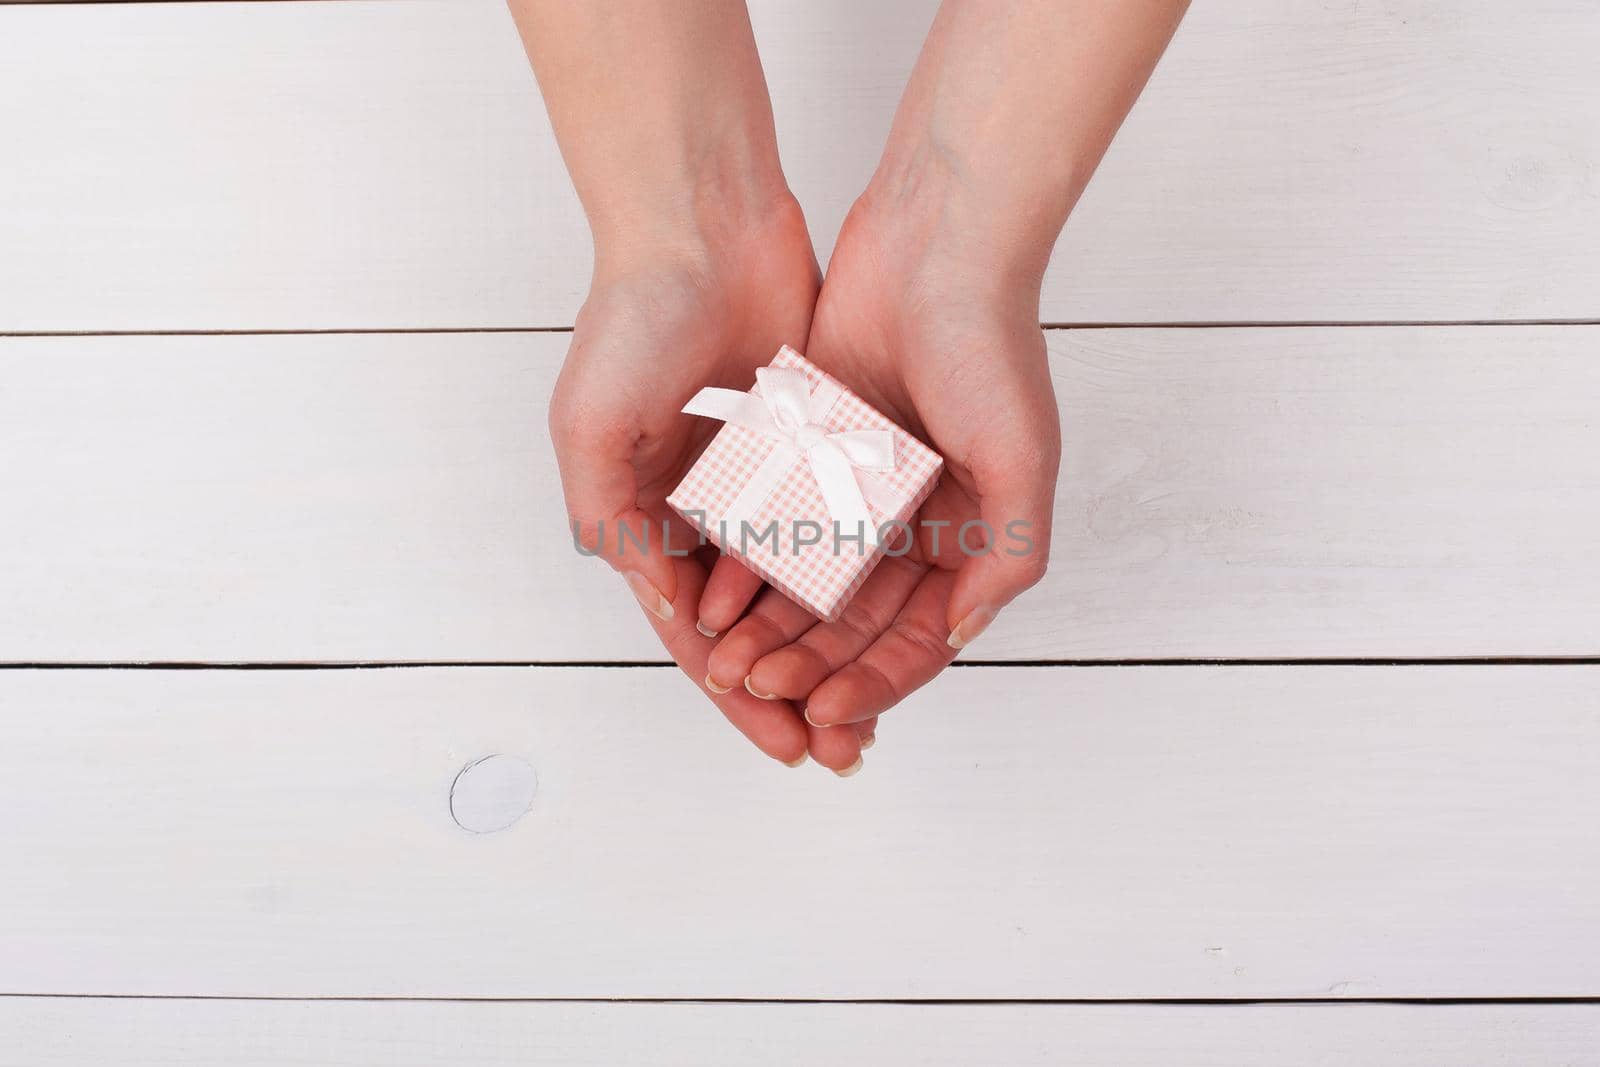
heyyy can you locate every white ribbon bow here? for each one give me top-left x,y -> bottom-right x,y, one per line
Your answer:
683,366 -> 899,537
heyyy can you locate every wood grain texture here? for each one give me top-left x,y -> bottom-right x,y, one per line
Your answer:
2,326 -> 1597,662
1,0 -> 1597,330
3,999 -> 1597,1067
3,665 -> 1597,998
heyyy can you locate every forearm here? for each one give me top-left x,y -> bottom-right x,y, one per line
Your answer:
509,1 -> 792,267
865,0 -> 1189,290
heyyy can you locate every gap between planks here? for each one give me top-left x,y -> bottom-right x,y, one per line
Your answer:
3,993 -> 1600,1006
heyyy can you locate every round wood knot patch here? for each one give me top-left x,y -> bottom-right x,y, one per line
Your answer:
450,754 -> 539,834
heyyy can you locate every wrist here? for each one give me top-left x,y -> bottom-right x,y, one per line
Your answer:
580,187 -> 818,357
586,127 -> 796,281
853,140 -> 1061,311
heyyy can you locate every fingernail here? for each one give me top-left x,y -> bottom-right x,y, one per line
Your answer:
802,708 -> 824,727
834,757 -> 864,778
783,753 -> 809,768
704,674 -> 732,694
623,571 -> 674,622
947,604 -> 996,650
860,734 -> 876,751
695,620 -> 719,638
744,675 -> 778,700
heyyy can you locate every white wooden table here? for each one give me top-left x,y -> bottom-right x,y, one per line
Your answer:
2,2 -> 1597,1062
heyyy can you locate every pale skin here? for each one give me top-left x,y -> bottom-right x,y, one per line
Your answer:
510,0 -> 1189,774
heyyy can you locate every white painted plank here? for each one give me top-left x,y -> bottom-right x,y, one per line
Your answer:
2,327 -> 1598,662
2,666 -> 1597,997
1,1 -> 1597,330
3,1000 -> 1596,1067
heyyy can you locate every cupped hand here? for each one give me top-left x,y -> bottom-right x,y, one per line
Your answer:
703,173 -> 1061,754
549,195 -> 824,766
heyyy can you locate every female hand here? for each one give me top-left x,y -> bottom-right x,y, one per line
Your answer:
700,0 -> 1185,764
514,0 -> 842,766
550,195 -> 823,767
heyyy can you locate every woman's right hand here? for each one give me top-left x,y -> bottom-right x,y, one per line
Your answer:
548,194 -> 826,767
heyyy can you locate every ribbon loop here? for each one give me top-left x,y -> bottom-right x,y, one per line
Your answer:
825,429 -> 896,472
754,367 -> 813,437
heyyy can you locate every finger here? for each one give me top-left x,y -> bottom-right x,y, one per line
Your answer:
647,552 -> 809,765
706,586 -> 819,694
856,717 -> 879,749
805,568 -> 959,727
944,448 -> 1058,652
694,553 -> 766,637
746,553 -> 927,701
805,719 -> 864,776
801,714 -> 878,775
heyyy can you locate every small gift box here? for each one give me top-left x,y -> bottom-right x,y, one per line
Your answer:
668,346 -> 943,622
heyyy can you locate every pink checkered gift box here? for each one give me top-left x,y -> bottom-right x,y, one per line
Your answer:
667,346 -> 943,622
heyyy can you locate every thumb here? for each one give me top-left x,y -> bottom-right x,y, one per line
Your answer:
944,448 -> 1058,651
549,398 -> 682,623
